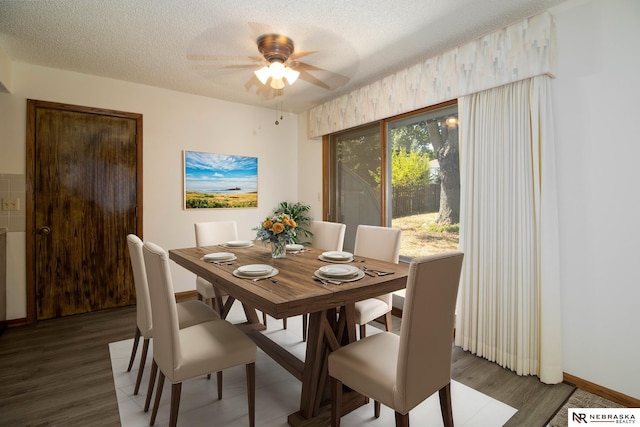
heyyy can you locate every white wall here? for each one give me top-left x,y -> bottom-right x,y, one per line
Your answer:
0,62 -> 298,318
551,0 -> 640,399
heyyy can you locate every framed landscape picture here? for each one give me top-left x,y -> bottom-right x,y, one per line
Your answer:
183,150 -> 258,209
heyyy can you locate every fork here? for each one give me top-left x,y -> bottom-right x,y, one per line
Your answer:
362,266 -> 394,276
253,276 -> 278,283
312,276 -> 341,285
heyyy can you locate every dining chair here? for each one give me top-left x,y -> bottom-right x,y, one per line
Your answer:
295,220 -> 347,341
311,220 -> 346,251
329,251 -> 464,427
194,221 -> 238,312
143,241 -> 257,427
353,225 -> 402,338
195,220 -> 279,329
126,234 -> 220,396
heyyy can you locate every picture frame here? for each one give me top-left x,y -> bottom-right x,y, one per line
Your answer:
183,150 -> 258,209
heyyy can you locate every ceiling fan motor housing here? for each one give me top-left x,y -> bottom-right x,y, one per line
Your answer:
257,34 -> 295,64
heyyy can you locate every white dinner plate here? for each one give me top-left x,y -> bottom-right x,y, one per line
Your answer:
318,254 -> 354,263
314,269 -> 365,283
321,251 -> 353,261
318,264 -> 360,278
237,264 -> 273,276
203,252 -> 235,261
286,244 -> 304,252
233,267 -> 279,280
225,240 -> 253,247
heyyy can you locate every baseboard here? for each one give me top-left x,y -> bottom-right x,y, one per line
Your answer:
563,372 -> 640,407
3,317 -> 28,328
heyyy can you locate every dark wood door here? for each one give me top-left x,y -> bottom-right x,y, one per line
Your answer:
26,100 -> 143,321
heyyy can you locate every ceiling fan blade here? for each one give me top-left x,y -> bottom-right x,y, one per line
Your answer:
293,62 -> 350,90
297,69 -> 331,90
244,75 -> 280,100
288,50 -> 319,61
187,54 -> 263,63
189,63 -> 258,72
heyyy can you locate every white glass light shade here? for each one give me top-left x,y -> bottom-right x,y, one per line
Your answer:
269,62 -> 285,80
254,66 -> 271,85
270,78 -> 285,90
283,67 -> 300,84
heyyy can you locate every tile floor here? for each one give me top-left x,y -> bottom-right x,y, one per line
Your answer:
109,303 -> 517,427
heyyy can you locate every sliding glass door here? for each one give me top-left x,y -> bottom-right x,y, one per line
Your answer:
327,101 -> 459,258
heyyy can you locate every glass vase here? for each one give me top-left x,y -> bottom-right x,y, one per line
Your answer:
271,241 -> 287,258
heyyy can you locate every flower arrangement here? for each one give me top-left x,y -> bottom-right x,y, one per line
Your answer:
254,212 -> 299,258
254,201 -> 313,257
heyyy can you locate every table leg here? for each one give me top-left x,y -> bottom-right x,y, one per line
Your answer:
288,304 -> 363,426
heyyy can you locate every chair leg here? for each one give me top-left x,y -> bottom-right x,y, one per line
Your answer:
127,327 -> 141,372
331,376 -> 342,427
302,314 -> 308,342
282,317 -> 287,329
133,338 -> 150,395
150,371 -> 165,425
374,401 -> 381,418
395,411 -> 409,427
197,293 -> 203,301
169,382 -> 182,427
217,371 -> 223,400
439,383 -> 454,427
359,324 -> 366,339
246,363 -> 256,427
262,311 -> 268,327
384,311 -> 393,332
144,359 -> 158,412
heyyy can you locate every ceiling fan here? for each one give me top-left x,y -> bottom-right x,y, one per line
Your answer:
187,32 -> 348,96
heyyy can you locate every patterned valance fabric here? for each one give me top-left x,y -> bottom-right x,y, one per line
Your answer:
307,12 -> 555,139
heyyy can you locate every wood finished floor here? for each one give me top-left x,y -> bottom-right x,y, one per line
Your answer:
0,305 -> 573,426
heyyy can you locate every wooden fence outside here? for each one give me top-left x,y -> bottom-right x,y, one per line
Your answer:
392,184 -> 440,217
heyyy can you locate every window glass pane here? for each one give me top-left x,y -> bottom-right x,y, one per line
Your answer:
331,124 -> 381,252
388,105 -> 459,259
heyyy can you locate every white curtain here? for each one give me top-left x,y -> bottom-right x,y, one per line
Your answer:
455,76 -> 563,384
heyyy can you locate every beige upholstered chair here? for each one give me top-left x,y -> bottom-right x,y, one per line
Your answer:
353,225 -> 402,338
194,221 -> 238,312
311,220 -> 346,251
126,234 -> 219,395
295,220 -> 347,341
143,241 -> 257,427
329,251 -> 464,427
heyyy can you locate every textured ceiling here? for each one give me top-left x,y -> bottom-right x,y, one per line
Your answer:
0,0 -> 566,113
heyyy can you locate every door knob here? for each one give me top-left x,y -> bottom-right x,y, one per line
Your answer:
38,226 -> 51,236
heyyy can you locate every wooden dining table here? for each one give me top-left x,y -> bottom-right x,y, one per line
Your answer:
169,243 -> 409,427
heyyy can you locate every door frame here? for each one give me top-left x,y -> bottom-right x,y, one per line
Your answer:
25,100 -> 143,324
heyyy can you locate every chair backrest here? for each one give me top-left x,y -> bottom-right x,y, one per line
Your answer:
142,241 -> 182,375
395,252 -> 464,413
353,225 -> 401,305
311,220 -> 346,251
127,234 -> 153,337
194,221 -> 238,246
353,225 -> 401,263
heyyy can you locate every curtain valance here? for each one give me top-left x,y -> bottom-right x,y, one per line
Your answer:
307,12 -> 555,139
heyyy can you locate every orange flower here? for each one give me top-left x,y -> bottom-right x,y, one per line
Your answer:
263,220 -> 273,229
272,222 -> 285,234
